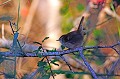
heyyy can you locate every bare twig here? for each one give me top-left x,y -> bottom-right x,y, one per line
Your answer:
46,57 -> 55,79
0,41 -> 120,57
78,47 -> 98,79
60,55 -> 73,72
107,59 -> 120,78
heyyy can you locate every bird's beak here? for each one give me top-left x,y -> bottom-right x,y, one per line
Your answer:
56,39 -> 59,41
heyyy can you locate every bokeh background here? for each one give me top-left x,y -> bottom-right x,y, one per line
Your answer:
0,0 -> 120,79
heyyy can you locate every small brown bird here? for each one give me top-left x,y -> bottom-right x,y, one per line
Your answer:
57,16 -> 85,49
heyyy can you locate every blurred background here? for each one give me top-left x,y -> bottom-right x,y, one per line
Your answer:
0,0 -> 120,79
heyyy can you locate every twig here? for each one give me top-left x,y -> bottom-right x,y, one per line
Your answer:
46,57 -> 55,79
60,55 -> 73,72
0,41 -> 120,57
84,41 -> 120,55
78,47 -> 98,79
107,58 -> 120,78
26,68 -> 40,79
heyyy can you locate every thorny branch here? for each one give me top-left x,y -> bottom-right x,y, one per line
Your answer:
0,39 -> 120,78
0,41 -> 120,57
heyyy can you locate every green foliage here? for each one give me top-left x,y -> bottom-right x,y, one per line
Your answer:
76,3 -> 84,11
60,5 -> 69,15
38,61 -> 47,67
65,74 -> 74,78
61,45 -> 65,50
47,48 -> 56,52
62,20 -> 73,33
110,2 -> 115,11
118,26 -> 120,37
93,29 -> 104,38
86,40 -> 97,46
37,60 -> 54,79
33,45 -> 42,56
60,1 -> 84,33
53,70 -> 90,75
44,65 -> 51,71
50,59 -> 59,66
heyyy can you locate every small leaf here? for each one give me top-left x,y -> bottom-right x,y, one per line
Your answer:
38,61 -> 47,67
110,3 -> 115,11
53,70 -> 65,74
42,37 -> 49,43
61,45 -> 65,50
38,46 -> 42,50
65,74 -> 74,78
44,65 -> 51,71
50,59 -> 59,66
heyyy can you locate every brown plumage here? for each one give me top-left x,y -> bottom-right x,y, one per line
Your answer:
57,16 -> 85,49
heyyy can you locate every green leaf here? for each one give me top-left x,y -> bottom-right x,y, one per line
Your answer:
65,74 -> 74,78
53,70 -> 65,74
76,3 -> 84,11
118,26 -> 120,37
42,37 -> 49,43
33,46 -> 42,55
38,46 -> 42,50
53,70 -> 90,75
61,45 -> 65,50
47,48 -> 56,52
38,61 -> 47,67
110,3 -> 115,11
44,65 -> 51,71
50,59 -> 59,66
